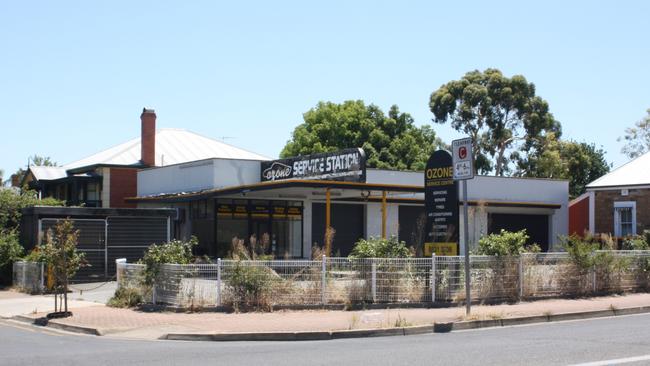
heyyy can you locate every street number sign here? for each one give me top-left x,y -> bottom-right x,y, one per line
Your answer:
452,137 -> 474,180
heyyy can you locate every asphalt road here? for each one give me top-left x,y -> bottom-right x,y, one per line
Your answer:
2,314 -> 650,366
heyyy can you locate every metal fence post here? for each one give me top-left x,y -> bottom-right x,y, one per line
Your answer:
22,262 -> 27,288
321,255 -> 327,305
40,263 -> 45,293
216,258 -> 222,307
431,254 -> 436,303
152,274 -> 157,305
518,255 -> 524,300
371,260 -> 377,303
592,264 -> 597,294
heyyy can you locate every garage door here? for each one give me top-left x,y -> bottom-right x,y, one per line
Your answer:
488,213 -> 549,252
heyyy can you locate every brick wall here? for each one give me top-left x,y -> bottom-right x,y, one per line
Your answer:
594,188 -> 650,235
109,168 -> 137,208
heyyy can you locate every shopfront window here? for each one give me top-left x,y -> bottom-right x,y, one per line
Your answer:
216,199 -> 303,258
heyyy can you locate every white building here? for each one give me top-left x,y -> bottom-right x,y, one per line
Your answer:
132,152 -> 568,258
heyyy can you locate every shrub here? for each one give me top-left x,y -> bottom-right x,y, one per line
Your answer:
107,286 -> 143,308
139,237 -> 198,286
621,234 -> 650,250
476,229 -> 541,256
227,262 -> 277,311
349,236 -> 412,258
0,230 -> 23,285
0,189 -> 63,231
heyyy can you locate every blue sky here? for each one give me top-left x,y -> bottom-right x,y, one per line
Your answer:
1,1 -> 649,178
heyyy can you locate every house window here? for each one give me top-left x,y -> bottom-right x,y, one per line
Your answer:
614,201 -> 636,237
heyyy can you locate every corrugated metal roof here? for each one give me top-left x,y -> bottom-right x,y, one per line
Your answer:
29,166 -> 67,181
587,151 -> 650,188
64,128 -> 271,170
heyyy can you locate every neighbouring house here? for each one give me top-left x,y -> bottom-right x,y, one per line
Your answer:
21,108 -> 269,208
569,151 -> 650,238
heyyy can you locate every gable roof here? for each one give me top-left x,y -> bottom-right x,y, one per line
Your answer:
587,151 -> 650,189
64,128 -> 271,171
29,166 -> 68,181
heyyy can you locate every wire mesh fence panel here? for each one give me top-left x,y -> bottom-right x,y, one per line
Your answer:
116,262 -> 151,303
221,260 -> 323,308
325,258 -> 372,304
594,251 -> 650,293
113,252 -> 650,308
372,258 -> 432,303
521,253 -> 591,298
434,256 -> 519,303
12,261 -> 44,294
156,264 -> 219,307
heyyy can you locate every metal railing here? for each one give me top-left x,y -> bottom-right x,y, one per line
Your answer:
12,261 -> 45,294
111,251 -> 650,308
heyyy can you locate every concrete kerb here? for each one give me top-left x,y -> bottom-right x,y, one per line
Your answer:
11,315 -> 105,336
9,305 -> 650,341
163,306 -> 650,341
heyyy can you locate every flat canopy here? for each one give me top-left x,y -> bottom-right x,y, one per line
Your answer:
126,179 -> 562,209
127,179 -> 424,203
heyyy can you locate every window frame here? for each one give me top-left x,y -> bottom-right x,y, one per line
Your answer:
613,201 -> 636,237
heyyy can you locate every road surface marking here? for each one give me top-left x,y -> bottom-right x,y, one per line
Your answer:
569,354 -> 650,366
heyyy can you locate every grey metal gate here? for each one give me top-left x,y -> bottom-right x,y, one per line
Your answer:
39,216 -> 170,282
40,218 -> 107,282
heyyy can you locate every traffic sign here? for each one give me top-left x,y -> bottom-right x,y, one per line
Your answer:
452,138 -> 474,180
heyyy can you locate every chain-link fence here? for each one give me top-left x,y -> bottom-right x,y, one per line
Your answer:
12,261 -> 45,294
113,251 -> 650,308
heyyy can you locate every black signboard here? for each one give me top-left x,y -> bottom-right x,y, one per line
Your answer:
261,148 -> 366,182
424,150 -> 459,256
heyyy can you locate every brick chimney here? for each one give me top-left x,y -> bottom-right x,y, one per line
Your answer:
140,108 -> 156,167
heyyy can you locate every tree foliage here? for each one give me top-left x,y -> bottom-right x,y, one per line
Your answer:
516,135 -> 610,197
0,189 -> 64,232
429,68 -> 561,176
619,109 -> 650,159
281,100 -> 446,171
0,230 -> 23,285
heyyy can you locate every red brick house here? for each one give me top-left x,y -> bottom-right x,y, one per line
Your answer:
23,108 -> 268,208
569,152 -> 650,237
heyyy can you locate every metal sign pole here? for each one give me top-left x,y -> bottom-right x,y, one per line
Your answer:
462,180 -> 471,316
451,137 -> 474,316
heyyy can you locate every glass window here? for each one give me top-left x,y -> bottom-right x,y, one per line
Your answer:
614,202 -> 636,237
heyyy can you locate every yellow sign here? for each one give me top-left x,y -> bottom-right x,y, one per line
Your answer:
424,242 -> 458,256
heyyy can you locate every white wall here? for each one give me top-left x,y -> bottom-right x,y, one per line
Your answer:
366,202 -> 399,238
137,158 -> 263,197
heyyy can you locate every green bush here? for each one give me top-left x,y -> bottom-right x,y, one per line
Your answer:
0,189 -> 63,231
0,230 -> 23,285
476,229 -> 541,256
139,237 -> 198,286
227,262 -> 277,311
560,234 -> 599,272
621,234 -> 650,250
107,286 -> 144,308
349,236 -> 412,258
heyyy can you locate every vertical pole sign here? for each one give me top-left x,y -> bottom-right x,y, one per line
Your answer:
424,151 -> 459,257
452,137 -> 474,316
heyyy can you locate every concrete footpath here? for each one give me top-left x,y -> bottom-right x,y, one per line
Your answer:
3,290 -> 650,341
